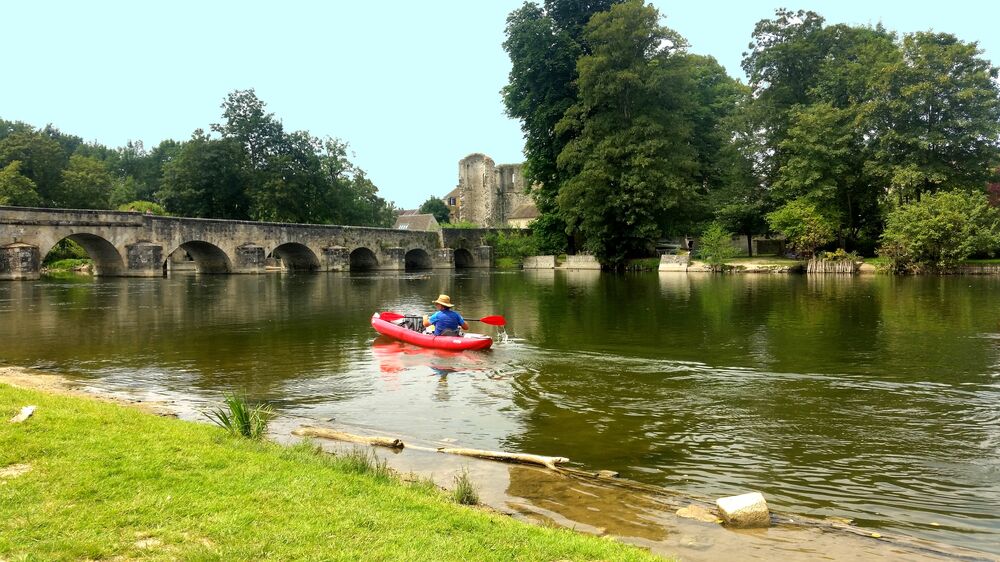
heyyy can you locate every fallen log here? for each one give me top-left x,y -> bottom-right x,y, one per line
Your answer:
292,426 -> 404,449
436,447 -> 568,470
9,405 -> 35,424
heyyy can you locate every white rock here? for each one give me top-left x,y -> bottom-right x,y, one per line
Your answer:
715,492 -> 770,528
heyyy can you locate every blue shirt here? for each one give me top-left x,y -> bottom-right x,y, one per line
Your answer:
429,309 -> 465,334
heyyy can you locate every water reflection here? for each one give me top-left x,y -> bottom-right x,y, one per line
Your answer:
2,271 -> 1000,554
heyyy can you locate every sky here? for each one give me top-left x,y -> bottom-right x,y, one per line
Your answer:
2,1 -> 998,210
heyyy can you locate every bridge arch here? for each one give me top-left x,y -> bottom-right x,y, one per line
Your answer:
349,247 -> 378,271
404,249 -> 432,270
269,243 -> 320,272
43,233 -> 125,276
166,241 -> 232,274
454,248 -> 474,269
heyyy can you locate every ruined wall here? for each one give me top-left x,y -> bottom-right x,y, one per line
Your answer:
455,155 -> 532,227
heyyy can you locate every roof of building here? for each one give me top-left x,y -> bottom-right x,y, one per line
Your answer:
393,213 -> 440,231
396,209 -> 420,216
508,202 -> 540,220
443,187 -> 460,200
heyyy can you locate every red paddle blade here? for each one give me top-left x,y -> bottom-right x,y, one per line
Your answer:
477,315 -> 506,326
378,312 -> 405,321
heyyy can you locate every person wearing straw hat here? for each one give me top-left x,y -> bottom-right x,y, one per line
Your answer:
423,294 -> 469,336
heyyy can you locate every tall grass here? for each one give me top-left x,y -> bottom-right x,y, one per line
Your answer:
337,447 -> 393,481
206,393 -> 273,440
452,468 -> 479,506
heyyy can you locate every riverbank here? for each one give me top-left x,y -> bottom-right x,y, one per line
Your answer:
0,378 -> 659,561
4,366 -> 990,561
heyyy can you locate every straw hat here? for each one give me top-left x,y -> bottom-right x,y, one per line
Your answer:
432,294 -> 454,308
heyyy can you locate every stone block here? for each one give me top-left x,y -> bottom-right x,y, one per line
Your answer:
715,492 -> 770,528
659,254 -> 690,272
523,255 -> 556,269
560,254 -> 600,270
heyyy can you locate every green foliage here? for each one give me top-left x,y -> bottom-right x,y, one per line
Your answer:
0,130 -> 68,205
54,155 -> 113,209
878,191 -> 1000,271
440,220 -> 479,229
697,222 -> 739,270
485,231 -> 538,261
528,212 -> 568,255
452,468 -> 480,506
821,248 -> 861,262
418,196 -> 451,224
767,199 -> 837,257
117,200 -> 167,215
43,258 -> 92,271
43,239 -> 88,263
0,161 -> 43,207
206,393 -> 274,440
158,132 -> 251,219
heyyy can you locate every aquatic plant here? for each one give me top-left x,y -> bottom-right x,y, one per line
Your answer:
206,393 -> 274,440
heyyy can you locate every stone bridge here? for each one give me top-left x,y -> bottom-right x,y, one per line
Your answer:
0,207 -> 496,280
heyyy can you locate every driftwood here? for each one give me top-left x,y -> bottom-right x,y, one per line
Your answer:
292,426 -> 404,449
436,446 -> 568,469
9,405 -> 35,424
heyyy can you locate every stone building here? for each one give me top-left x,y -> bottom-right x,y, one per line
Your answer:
444,153 -> 537,227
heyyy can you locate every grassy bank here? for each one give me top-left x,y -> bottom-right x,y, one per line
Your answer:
0,384 -> 660,561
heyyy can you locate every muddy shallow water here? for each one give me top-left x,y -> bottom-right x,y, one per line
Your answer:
2,271 -> 999,558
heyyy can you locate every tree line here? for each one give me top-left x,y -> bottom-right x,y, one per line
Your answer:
502,0 -> 1000,269
0,90 -> 396,227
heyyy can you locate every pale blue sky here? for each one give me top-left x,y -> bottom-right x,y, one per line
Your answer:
2,1 -> 997,209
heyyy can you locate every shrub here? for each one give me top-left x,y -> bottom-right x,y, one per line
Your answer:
766,199 -> 837,258
486,231 -> 538,261
820,248 -> 860,262
697,222 -> 739,270
878,190 -> 1000,271
440,220 -> 480,229
118,200 -> 168,215
206,393 -> 274,440
452,468 -> 479,506
43,239 -> 89,264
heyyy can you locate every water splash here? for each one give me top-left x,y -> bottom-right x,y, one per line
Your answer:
495,326 -> 510,344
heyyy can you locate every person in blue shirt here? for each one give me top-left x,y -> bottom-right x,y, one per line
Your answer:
423,294 -> 469,336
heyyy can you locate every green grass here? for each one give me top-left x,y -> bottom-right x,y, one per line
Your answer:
0,385 -> 661,561
43,258 -> 92,271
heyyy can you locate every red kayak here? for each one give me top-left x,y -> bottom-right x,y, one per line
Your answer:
371,312 -> 493,351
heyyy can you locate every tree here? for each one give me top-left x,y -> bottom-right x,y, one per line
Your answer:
871,32 -> 1000,203
0,161 -> 43,207
419,196 -> 451,223
0,130 -> 68,205
502,0 -> 621,253
157,131 -> 251,219
879,190 -> 1000,271
54,155 -> 113,209
698,222 -> 739,270
766,199 -> 837,257
555,0 -> 699,267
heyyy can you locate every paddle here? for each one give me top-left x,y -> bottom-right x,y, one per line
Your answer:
378,311 -> 506,326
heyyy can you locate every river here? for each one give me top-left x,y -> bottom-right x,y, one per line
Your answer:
2,270 -> 999,556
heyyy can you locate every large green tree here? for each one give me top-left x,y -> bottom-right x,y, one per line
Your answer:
555,0 -> 700,267
502,0 -> 621,252
0,131 -> 68,205
871,32 -> 1000,202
